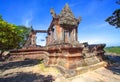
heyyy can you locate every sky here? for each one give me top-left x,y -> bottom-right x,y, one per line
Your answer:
0,0 -> 120,47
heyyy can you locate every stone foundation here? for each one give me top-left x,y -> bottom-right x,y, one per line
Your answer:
9,43 -> 107,77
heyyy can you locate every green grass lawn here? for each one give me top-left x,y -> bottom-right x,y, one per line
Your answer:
105,46 -> 120,54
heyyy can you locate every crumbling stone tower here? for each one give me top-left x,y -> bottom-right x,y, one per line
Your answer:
46,4 -> 81,46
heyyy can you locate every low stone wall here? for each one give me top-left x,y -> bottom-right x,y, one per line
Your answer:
9,43 -> 107,77
9,50 -> 49,61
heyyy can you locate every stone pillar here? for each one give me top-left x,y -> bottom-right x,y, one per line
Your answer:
54,26 -> 57,42
57,25 -> 63,43
70,28 -> 77,43
64,31 -> 69,43
73,28 -> 76,41
60,27 -> 64,43
46,36 -> 48,46
62,29 -> 65,43
70,30 -> 72,43
70,29 -> 74,43
49,30 -> 52,44
62,28 -> 65,43
31,32 -> 36,47
51,29 -> 54,44
47,33 -> 50,45
51,28 -> 56,44
76,27 -> 78,41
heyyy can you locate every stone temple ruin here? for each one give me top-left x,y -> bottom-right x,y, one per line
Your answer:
10,4 -> 107,77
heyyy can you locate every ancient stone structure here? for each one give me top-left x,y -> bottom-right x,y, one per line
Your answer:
23,26 -> 47,48
47,4 -> 80,45
23,27 -> 36,48
10,4 -> 107,77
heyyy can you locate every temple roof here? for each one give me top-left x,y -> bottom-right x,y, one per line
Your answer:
49,3 -> 81,30
58,3 -> 80,26
59,3 -> 75,20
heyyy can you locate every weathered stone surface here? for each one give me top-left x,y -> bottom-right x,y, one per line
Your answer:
59,3 -> 80,26
9,4 -> 107,77
84,56 -> 100,65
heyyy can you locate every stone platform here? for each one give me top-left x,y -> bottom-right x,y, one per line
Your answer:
9,43 -> 107,77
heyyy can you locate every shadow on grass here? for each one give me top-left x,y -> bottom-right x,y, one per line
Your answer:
105,54 -> 120,75
0,72 -> 54,82
0,59 -> 42,71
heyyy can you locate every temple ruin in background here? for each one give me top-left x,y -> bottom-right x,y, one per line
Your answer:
10,4 -> 107,77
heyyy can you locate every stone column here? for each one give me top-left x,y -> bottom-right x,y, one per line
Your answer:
46,36 -> 48,46
61,28 -> 64,43
47,33 -> 50,45
51,29 -> 54,44
70,28 -> 77,43
54,26 -> 57,42
73,28 -> 76,41
70,30 -> 72,43
65,31 -> 69,43
56,25 -> 63,43
76,27 -> 78,41
31,32 -> 36,47
49,30 -> 52,44
70,29 -> 74,43
60,27 -> 64,43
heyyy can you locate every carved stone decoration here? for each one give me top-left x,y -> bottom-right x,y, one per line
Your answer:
50,8 -> 56,18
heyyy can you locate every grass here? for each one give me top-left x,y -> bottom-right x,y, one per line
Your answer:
105,46 -> 120,54
37,60 -> 60,74
38,63 -> 60,74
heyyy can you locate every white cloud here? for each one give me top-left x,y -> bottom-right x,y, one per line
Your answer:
24,18 -> 33,27
79,37 -> 106,44
78,33 -> 120,47
78,22 -> 119,46
22,10 -> 34,27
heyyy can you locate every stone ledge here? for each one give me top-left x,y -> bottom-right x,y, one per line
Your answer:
46,61 -> 107,78
65,61 -> 107,78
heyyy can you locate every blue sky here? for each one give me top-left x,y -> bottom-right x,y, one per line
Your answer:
0,0 -> 120,47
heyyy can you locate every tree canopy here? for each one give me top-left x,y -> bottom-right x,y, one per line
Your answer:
105,0 -> 120,28
0,15 -> 30,50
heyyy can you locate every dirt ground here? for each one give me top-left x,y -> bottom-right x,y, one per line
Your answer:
0,54 -> 120,82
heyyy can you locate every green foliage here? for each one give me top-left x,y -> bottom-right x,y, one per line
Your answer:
105,9 -> 120,28
105,0 -> 120,28
0,15 -> 3,21
0,15 -> 30,50
116,0 -> 120,4
105,46 -> 120,54
16,25 -> 31,47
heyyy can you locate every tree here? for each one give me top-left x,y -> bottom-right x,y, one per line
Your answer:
0,15 -> 3,21
16,25 -> 31,47
116,0 -> 120,4
0,15 -> 30,50
105,0 -> 120,28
